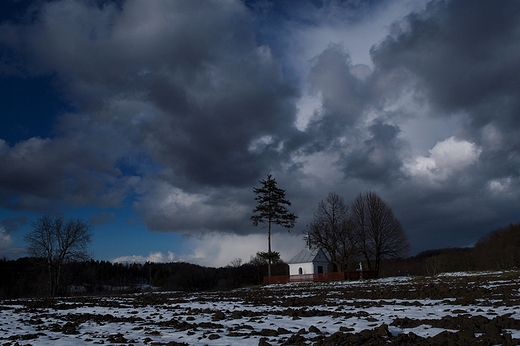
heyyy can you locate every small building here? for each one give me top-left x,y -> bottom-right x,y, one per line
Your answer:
287,246 -> 330,276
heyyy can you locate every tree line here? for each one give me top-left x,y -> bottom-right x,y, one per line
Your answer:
394,222 -> 520,277
0,252 -> 287,299
1,222 -> 519,298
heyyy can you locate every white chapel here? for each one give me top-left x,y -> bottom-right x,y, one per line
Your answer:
287,246 -> 330,276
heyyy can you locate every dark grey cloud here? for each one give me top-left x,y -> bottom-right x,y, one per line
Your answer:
300,43 -> 407,187
360,0 -> 520,250
371,0 -> 520,131
277,0 -> 520,252
309,45 -> 368,126
389,178 -> 520,252
1,216 -> 28,233
0,129 -> 135,210
302,45 -> 372,154
134,183 -> 254,233
341,121 -> 405,184
141,55 -> 299,188
0,0 -> 299,210
1,0 -> 520,258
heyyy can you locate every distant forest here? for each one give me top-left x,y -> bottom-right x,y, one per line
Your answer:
1,223 -> 519,299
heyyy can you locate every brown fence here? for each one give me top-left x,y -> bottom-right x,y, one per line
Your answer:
345,270 -> 376,280
263,270 -> 376,285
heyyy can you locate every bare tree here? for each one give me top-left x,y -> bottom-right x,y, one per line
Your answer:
308,192 -> 357,271
350,191 -> 409,278
251,174 -> 297,276
24,215 -> 92,297
228,258 -> 243,268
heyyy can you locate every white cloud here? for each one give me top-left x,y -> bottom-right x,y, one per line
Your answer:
428,137 -> 482,169
404,136 -> 482,183
293,151 -> 343,191
295,92 -> 323,131
113,251 -> 176,264
248,135 -> 274,153
287,0 -> 430,77
487,178 -> 512,194
112,232 -> 306,268
482,124 -> 504,151
186,233 -> 269,267
0,226 -> 13,249
186,232 -> 305,267
0,226 -> 26,259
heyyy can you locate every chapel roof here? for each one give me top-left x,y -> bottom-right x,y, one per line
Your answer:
287,247 -> 329,264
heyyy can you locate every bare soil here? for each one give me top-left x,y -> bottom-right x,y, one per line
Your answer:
1,271 -> 520,345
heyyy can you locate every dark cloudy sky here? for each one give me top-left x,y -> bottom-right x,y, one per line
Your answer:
1,0 -> 519,267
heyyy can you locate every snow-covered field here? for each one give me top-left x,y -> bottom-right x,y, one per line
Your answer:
1,271 -> 519,345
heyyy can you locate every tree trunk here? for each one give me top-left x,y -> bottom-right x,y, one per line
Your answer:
362,251 -> 372,271
374,257 -> 381,278
47,263 -> 54,297
55,262 -> 62,297
267,220 -> 272,277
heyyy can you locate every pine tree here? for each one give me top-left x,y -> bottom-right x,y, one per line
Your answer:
251,174 -> 298,276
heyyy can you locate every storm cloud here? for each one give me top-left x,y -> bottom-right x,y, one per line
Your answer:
1,0 -> 520,259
